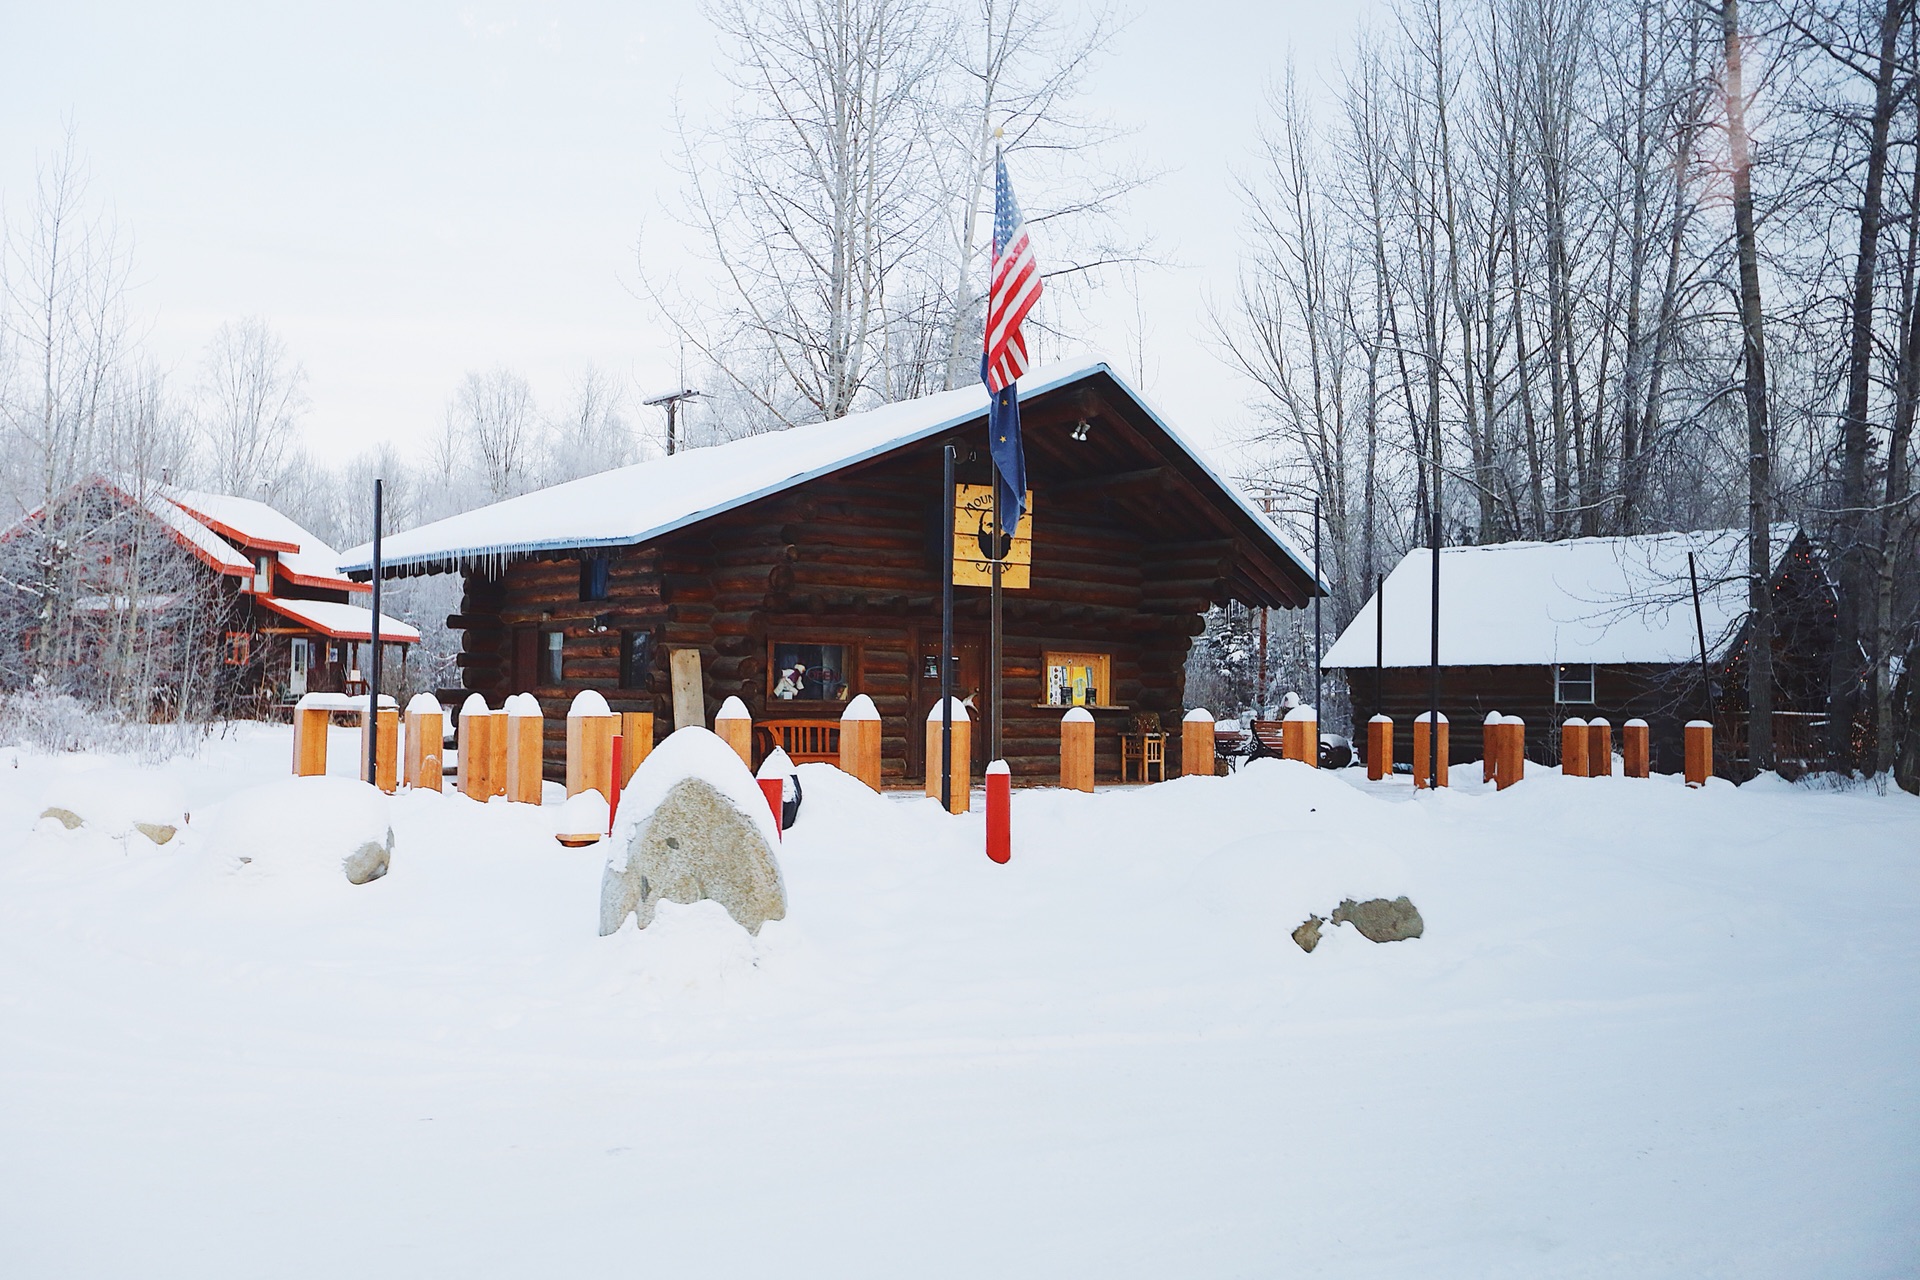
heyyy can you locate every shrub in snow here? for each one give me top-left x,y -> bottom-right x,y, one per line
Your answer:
600,727 -> 786,936
201,776 -> 394,885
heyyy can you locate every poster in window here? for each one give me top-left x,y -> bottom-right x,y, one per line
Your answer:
770,643 -> 850,701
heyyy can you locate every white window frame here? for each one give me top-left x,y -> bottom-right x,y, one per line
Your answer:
1554,663 -> 1596,705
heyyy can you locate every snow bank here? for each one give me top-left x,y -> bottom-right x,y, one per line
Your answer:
197,776 -> 393,886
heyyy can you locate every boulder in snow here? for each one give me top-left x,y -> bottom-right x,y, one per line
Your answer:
1291,915 -> 1325,953
600,727 -> 786,936
39,806 -> 83,830
1331,896 -> 1424,943
202,776 -> 394,886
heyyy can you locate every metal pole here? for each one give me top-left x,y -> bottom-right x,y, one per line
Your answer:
1428,506 -> 1441,790
1313,495 -> 1322,714
1374,572 -> 1384,719
367,477 -> 384,785
941,443 -> 956,810
1688,551 -> 1713,722
666,400 -> 676,456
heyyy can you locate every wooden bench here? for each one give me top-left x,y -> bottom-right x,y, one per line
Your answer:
753,719 -> 841,765
1248,720 -> 1287,758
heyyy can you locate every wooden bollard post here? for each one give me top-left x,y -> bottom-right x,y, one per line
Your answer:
1623,718 -> 1650,778
985,760 -> 1011,863
293,694 -> 331,777
1685,720 -> 1713,787
565,689 -> 618,803
839,694 -> 882,792
924,698 -> 971,813
360,700 -> 399,793
619,711 -> 653,785
504,693 -> 545,804
1282,705 -> 1318,767
715,696 -> 752,768
457,694 -> 492,800
1560,717 -> 1589,778
1587,717 -> 1613,777
1495,716 -> 1524,789
1413,712 -> 1449,788
484,707 -> 509,797
1181,708 -> 1216,778
1366,714 -> 1394,781
1483,711 -> 1502,783
1060,706 -> 1095,792
404,693 -> 443,791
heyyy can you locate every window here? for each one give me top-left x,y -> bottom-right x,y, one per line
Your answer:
223,631 -> 251,667
580,554 -> 610,602
252,554 -> 273,594
1045,651 -> 1112,708
541,630 -> 565,685
770,641 -> 852,702
1555,663 -> 1596,705
620,630 -> 654,689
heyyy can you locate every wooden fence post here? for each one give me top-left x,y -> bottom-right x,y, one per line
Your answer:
619,711 -> 654,785
1060,707 -> 1096,792
566,690 -> 618,802
1623,718 -> 1650,778
360,701 -> 399,793
457,694 -> 492,799
404,694 -> 443,791
1181,708 -> 1215,778
1497,715 -> 1525,790
1282,704 -> 1318,766
840,694 -> 882,792
1367,714 -> 1393,781
504,693 -> 544,804
1483,711 -> 1502,783
715,695 -> 752,768
1560,717 -> 1589,778
924,698 -> 971,813
1685,720 -> 1713,787
1413,712 -> 1449,788
1587,717 -> 1613,777
293,694 -> 331,778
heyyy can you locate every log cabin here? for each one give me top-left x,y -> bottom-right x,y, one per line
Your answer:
1320,526 -> 1834,775
342,358 -> 1324,784
0,475 -> 419,716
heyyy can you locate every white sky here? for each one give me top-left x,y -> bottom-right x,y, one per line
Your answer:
0,0 -> 1371,477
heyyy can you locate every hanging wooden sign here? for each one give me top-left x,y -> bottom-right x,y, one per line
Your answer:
952,483 -> 1033,588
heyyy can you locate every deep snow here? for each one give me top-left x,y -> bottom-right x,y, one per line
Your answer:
0,723 -> 1915,1277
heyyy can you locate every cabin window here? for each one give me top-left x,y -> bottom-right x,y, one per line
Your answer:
223,631 -> 251,666
1555,663 -> 1596,705
541,631 -> 565,685
580,554 -> 610,602
253,554 -> 273,594
620,630 -> 653,689
1045,651 -> 1111,708
769,641 -> 852,702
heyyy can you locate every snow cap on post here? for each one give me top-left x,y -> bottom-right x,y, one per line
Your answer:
1062,706 -> 1094,723
1588,715 -> 1611,728
755,747 -> 795,780
504,692 -> 542,718
840,693 -> 880,721
1370,713 -> 1393,724
1686,719 -> 1713,728
461,693 -> 489,717
1284,704 -> 1317,722
1183,707 -> 1214,723
1562,716 -> 1587,728
1625,717 -> 1649,728
1485,710 -> 1503,725
1416,711 -> 1448,724
927,697 -> 971,722
716,696 -> 750,721
985,760 -> 1010,775
568,689 -> 611,718
406,692 -> 442,716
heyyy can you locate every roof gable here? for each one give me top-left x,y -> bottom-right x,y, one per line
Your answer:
161,486 -> 366,593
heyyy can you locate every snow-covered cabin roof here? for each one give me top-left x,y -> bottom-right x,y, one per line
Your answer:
160,486 -> 366,593
1320,525 -> 1806,669
340,357 -> 1324,593
258,596 -> 422,643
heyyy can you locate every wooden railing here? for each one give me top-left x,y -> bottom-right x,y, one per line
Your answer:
753,719 -> 841,765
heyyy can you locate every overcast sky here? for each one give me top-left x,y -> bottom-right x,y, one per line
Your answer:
0,0 -> 1372,476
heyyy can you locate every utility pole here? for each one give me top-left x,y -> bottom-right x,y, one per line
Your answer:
643,388 -> 703,456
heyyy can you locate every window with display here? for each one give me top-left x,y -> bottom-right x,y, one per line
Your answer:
768,641 -> 853,702
1044,651 -> 1111,707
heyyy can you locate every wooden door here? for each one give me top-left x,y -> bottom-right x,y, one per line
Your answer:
912,633 -> 986,778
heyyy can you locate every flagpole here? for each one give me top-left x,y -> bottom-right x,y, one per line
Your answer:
990,462 -> 1004,763
941,443 -> 956,811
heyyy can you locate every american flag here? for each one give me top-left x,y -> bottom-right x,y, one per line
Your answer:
984,148 -> 1041,393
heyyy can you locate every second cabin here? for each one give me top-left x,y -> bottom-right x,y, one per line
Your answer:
344,358 -> 1323,784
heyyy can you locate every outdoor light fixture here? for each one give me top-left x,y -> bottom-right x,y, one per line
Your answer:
590,615 -> 610,634
1071,419 -> 1091,442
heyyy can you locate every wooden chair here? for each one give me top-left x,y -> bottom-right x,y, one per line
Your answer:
1119,731 -> 1166,782
754,719 -> 842,766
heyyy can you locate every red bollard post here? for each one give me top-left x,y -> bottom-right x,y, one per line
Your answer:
756,747 -> 793,839
985,759 -> 1011,864
608,735 -> 624,833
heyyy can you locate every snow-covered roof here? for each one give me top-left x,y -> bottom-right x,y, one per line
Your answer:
258,596 -> 422,643
1320,525 -> 1805,669
161,486 -> 366,593
127,484 -> 257,576
340,357 -> 1322,591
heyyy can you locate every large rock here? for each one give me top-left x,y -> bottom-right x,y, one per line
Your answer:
600,774 -> 787,936
199,777 -> 395,887
1331,896 -> 1424,943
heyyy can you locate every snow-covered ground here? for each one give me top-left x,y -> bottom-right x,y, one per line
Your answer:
1,724 -> 1915,1277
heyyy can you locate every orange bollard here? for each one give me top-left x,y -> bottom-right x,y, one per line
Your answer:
1623,718 -> 1650,778
619,712 -> 653,784
1367,715 -> 1394,781
1497,716 -> 1525,790
840,695 -> 882,792
457,694 -> 494,800
756,747 -> 792,839
1685,720 -> 1713,787
1060,707 -> 1095,792
294,696 -> 331,778
1561,717 -> 1589,778
360,703 -> 399,793
1282,705 -> 1318,767
715,696 -> 752,767
1483,711 -> 1502,783
503,693 -> 544,804
985,760 -> 1011,863
1588,717 -> 1613,777
925,698 -> 971,813
1182,708 -> 1216,778
609,735 -> 623,832
404,694 -> 444,791
1413,712 -> 1449,788
565,690 -> 618,803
